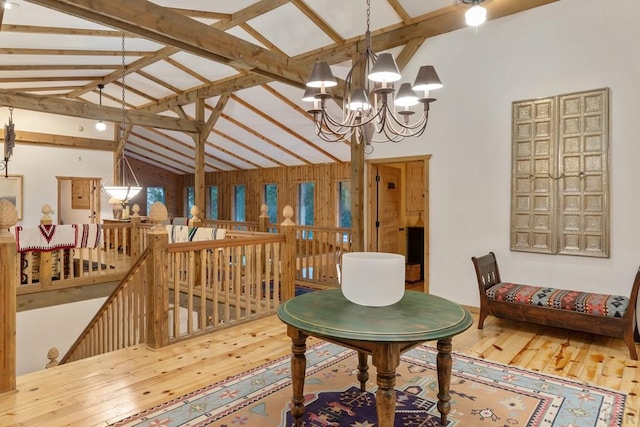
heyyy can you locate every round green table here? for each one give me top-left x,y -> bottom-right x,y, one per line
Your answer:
277,289 -> 473,427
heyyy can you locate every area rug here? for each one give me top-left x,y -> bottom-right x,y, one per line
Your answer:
111,341 -> 626,427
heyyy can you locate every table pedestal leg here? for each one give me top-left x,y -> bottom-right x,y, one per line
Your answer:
287,327 -> 308,427
357,351 -> 369,391
436,337 -> 452,425
372,344 -> 400,427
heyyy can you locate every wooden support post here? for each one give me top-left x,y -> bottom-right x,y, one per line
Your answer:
146,203 -> 169,349
195,98 -> 206,219
280,205 -> 296,301
0,200 -> 18,394
130,207 -> 141,259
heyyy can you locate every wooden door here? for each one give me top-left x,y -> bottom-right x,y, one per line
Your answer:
370,164 -> 401,253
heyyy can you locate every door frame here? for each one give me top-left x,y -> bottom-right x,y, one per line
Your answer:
56,176 -> 102,225
365,155 -> 430,292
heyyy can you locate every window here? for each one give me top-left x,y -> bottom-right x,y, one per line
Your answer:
233,184 -> 246,222
208,185 -> 219,220
146,187 -> 165,212
263,183 -> 278,223
186,186 -> 195,217
337,181 -> 351,228
297,182 -> 315,226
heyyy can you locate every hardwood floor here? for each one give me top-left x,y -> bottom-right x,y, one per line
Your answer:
1,309 -> 638,426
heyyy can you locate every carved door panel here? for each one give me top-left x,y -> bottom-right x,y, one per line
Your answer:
557,89 -> 609,256
511,97 -> 558,254
511,88 -> 609,257
371,164 -> 401,254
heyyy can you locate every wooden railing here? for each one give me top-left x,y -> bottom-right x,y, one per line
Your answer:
0,202 -> 350,393
166,233 -> 287,343
55,208 -> 296,363
17,217 -> 152,296
295,225 -> 352,287
61,247 -> 151,363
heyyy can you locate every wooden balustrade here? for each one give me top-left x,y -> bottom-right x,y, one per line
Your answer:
2,202 -> 350,389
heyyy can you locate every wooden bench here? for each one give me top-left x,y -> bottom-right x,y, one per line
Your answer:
471,252 -> 640,360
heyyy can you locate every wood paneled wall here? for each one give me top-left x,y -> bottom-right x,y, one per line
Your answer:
128,157 -> 184,218
181,163 -> 352,226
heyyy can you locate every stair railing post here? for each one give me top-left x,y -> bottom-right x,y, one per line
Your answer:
146,202 -> 169,349
38,204 -> 53,287
130,203 -> 141,259
259,203 -> 269,233
280,205 -> 296,301
0,199 -> 18,394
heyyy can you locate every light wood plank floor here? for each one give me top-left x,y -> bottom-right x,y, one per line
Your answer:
1,310 -> 638,426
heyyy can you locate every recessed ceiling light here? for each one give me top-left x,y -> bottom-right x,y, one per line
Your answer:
3,2 -> 19,10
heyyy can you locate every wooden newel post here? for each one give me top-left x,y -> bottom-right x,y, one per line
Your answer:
130,204 -> 141,259
0,199 -> 18,394
188,206 -> 202,228
280,205 -> 296,301
259,203 -> 269,233
146,202 -> 169,349
39,204 -> 53,287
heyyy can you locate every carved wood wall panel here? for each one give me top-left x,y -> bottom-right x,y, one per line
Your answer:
511,98 -> 557,254
510,88 -> 609,257
557,89 -> 609,256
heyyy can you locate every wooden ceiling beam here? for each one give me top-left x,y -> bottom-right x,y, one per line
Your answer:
0,129 -> 115,151
222,108 -> 311,166
212,126 -> 281,168
0,47 -> 153,56
26,0 -> 309,87
141,0 -> 558,113
0,90 -> 201,133
236,89 -> 344,163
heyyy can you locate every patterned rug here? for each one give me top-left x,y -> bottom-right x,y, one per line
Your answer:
111,341 -> 626,427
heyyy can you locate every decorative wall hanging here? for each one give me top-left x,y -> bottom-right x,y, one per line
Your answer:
511,88 -> 609,257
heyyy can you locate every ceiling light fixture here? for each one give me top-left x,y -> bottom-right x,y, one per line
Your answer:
462,0 -> 487,27
3,2 -> 18,10
101,34 -> 142,204
95,84 -> 106,131
302,0 -> 442,152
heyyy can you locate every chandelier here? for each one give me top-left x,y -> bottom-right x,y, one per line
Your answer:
302,0 -> 443,151
102,34 -> 142,204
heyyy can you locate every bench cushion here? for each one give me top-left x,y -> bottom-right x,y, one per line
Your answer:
486,282 -> 629,317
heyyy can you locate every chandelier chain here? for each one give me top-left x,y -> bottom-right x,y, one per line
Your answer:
366,0 -> 370,32
121,33 -> 126,141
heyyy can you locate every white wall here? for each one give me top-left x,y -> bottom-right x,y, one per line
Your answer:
6,109 -> 114,224
16,298 -> 106,375
370,0 -> 640,306
5,111 -> 114,374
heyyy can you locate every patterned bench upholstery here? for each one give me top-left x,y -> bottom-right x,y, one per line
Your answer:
485,283 -> 630,318
472,252 -> 640,360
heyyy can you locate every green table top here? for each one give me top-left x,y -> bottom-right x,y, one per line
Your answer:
278,289 -> 473,342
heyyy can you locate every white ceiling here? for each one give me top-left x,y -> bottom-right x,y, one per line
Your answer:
0,0 -> 555,174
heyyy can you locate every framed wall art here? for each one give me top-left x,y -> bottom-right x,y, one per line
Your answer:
0,174 -> 23,219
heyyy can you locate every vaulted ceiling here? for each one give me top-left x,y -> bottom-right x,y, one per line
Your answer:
0,0 -> 557,174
